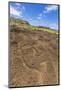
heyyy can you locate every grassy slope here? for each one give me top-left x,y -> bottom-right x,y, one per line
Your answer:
10,17 -> 58,34
30,26 -> 58,34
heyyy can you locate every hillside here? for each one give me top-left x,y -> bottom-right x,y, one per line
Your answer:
9,18 -> 59,87
10,17 -> 58,34
10,17 -> 31,30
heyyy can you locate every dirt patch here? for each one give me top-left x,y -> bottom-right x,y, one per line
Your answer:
9,26 -> 59,87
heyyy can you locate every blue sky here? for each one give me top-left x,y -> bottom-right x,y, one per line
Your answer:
10,2 -> 59,30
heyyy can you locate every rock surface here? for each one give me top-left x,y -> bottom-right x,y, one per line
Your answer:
9,25 -> 59,87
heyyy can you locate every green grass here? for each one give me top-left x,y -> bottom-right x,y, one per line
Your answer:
30,26 -> 58,34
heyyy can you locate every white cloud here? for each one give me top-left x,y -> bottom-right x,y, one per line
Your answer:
15,3 -> 21,6
15,3 -> 25,11
37,13 -> 42,20
37,16 -> 41,20
10,5 -> 22,17
49,23 -> 58,30
29,18 -> 32,21
22,6 -> 25,9
44,5 -> 58,13
21,6 -> 25,11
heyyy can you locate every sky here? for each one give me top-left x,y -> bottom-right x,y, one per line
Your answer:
9,2 -> 59,30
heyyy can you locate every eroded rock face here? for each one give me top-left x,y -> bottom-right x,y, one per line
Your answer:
9,26 -> 59,87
